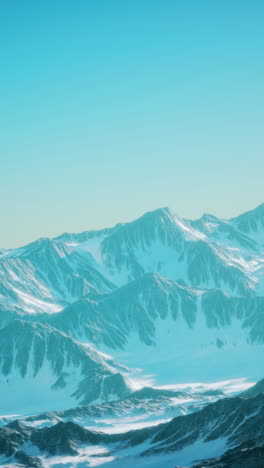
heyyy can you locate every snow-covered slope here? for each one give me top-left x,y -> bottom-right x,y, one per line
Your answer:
230,202 -> 264,243
1,391 -> 264,468
0,320 -> 132,414
0,202 -> 264,467
44,270 -> 262,348
34,272 -> 264,381
1,204 -> 264,320
45,273 -> 198,346
0,238 -> 115,316
58,207 -> 260,294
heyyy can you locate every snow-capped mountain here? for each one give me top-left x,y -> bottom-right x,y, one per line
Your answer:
0,320 -> 131,414
0,204 -> 264,386
0,238 -> 114,316
37,273 -> 263,382
1,389 -> 264,467
231,203 -> 264,242
57,206 -> 261,294
0,385 -> 224,434
44,271 -> 264,347
1,203 -> 263,319
0,203 -> 264,466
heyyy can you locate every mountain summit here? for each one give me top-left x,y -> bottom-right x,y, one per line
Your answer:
0,203 -> 264,467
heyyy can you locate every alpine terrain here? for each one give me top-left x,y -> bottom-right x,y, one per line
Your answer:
1,203 -> 264,467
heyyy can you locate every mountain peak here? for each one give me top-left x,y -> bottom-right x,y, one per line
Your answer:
141,206 -> 173,222
231,202 -> 264,220
200,213 -> 221,223
231,202 -> 264,235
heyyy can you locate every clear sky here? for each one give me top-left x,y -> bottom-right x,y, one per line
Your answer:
1,0 -> 264,248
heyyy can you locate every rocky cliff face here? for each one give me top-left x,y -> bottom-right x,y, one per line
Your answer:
0,203 -> 264,466
1,391 -> 264,467
0,320 -> 131,414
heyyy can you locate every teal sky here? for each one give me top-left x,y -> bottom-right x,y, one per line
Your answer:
1,0 -> 263,248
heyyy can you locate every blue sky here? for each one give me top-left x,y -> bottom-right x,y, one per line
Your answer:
1,0 -> 264,248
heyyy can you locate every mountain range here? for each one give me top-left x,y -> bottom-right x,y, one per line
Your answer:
0,203 -> 264,466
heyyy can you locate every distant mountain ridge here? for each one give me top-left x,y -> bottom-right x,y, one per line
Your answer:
1,203 -> 264,315
0,203 -> 264,466
0,203 -> 263,411
2,390 -> 264,467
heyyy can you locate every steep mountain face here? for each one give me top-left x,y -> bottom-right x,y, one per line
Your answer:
0,238 -> 114,316
1,203 -> 263,320
59,207 -> 258,294
240,377 -> 264,398
34,272 -> 264,382
0,203 -> 264,466
140,394 -> 264,458
1,392 -> 264,467
3,386 -> 225,432
230,203 -> 264,243
190,213 -> 259,250
194,439 -> 264,468
46,273 -> 198,346
0,320 -> 131,414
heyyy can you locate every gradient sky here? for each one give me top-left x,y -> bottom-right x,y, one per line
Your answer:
1,0 -> 264,248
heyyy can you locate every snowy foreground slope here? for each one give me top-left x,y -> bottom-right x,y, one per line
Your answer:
1,389 -> 264,467
0,203 -> 264,466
